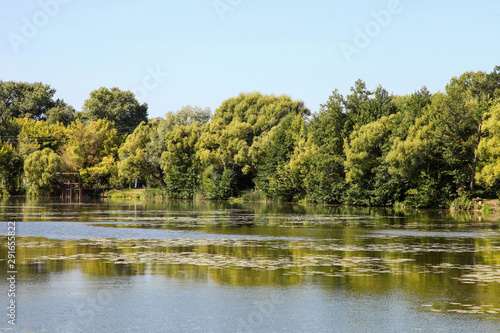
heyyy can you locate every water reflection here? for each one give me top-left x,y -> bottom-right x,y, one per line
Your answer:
0,198 -> 500,332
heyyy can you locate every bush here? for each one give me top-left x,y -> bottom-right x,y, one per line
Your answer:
201,168 -> 236,200
449,189 -> 473,211
24,148 -> 62,196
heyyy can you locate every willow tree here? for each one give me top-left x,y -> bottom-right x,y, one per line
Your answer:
477,103 -> 500,196
24,148 -> 63,196
117,106 -> 211,188
197,92 -> 309,199
255,114 -> 308,202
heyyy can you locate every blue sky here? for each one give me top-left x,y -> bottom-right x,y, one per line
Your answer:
1,0 -> 499,118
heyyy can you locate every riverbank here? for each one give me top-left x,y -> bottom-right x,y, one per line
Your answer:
102,188 -> 500,214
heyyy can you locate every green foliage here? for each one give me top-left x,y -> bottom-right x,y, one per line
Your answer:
198,93 -> 309,180
0,141 -> 22,195
118,106 -> 211,189
450,188 -> 474,211
106,189 -> 144,199
143,188 -> 169,199
24,148 -> 62,196
164,105 -> 211,127
255,114 -> 308,202
118,121 -> 163,186
302,91 -> 346,203
201,166 -> 236,200
46,100 -> 75,126
61,119 -> 120,188
81,87 -> 148,131
386,71 -> 496,207
477,103 -> 500,189
403,173 -> 440,208
344,115 -> 398,206
240,189 -> 267,202
161,123 -> 202,199
481,203 -> 494,213
0,81 -> 57,121
12,118 -> 67,159
0,81 -> 60,138
343,81 -> 398,134
1,68 -> 499,205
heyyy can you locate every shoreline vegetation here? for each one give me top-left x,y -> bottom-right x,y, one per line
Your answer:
1,67 -> 500,211
3,188 -> 500,212
104,188 -> 500,215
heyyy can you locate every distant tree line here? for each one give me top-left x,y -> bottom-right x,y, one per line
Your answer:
1,66 -> 500,208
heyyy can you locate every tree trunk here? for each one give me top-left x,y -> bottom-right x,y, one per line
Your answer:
156,167 -> 167,188
470,123 -> 482,195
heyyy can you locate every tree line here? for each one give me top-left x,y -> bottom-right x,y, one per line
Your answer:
1,66 -> 500,208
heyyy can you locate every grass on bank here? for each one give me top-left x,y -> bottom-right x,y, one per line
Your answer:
105,189 -> 145,199
103,188 -> 500,212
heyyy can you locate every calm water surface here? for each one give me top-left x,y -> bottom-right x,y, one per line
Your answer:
0,198 -> 499,332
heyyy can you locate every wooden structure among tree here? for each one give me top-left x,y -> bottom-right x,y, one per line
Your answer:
57,172 -> 82,201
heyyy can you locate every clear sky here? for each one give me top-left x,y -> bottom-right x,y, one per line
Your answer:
1,0 -> 499,118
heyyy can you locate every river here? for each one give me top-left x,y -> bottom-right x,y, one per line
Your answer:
0,198 -> 499,332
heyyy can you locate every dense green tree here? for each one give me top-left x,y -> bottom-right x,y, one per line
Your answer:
164,105 -> 211,128
386,71 -> 494,207
24,148 -> 63,196
0,141 -> 22,195
302,90 -> 347,203
46,100 -> 75,126
81,87 -> 148,131
197,92 -> 309,198
61,119 -> 120,188
0,81 -> 56,120
342,81 -> 397,135
161,123 -> 202,198
118,106 -> 211,188
147,106 -> 211,181
11,118 -> 67,159
0,81 -> 58,136
118,120 -> 166,187
255,114 -> 308,201
344,115 -> 398,205
477,103 -> 500,192
300,82 -> 399,205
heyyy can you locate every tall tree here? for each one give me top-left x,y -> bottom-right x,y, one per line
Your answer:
24,148 -> 63,196
386,71 -> 494,207
46,100 -> 75,126
0,81 -> 58,137
0,81 -> 57,120
81,87 -> 148,131
344,115 -> 397,205
197,92 -> 309,199
303,90 -> 347,203
477,103 -> 500,193
255,114 -> 308,202
118,106 -> 211,188
161,123 -> 203,198
60,119 -> 120,188
118,120 -> 166,188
